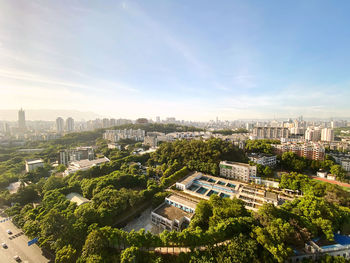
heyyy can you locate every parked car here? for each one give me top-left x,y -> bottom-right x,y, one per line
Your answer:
13,255 -> 21,262
1,242 -> 7,248
6,229 -> 12,235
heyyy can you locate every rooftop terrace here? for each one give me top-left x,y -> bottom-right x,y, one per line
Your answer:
154,203 -> 193,221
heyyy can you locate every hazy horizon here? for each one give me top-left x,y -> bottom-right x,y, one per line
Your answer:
0,108 -> 349,122
1,0 -> 350,121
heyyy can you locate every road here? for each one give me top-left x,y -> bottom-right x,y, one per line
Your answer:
0,213 -> 50,263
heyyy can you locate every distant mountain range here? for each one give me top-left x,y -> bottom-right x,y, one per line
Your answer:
0,109 -> 105,121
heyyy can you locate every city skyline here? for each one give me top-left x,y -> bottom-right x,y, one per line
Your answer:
1,0 -> 350,121
1,108 -> 350,122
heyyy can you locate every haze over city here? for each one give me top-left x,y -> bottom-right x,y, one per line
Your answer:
1,0 -> 350,121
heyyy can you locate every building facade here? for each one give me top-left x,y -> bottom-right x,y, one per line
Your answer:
252,127 -> 289,139
18,108 -> 26,131
59,146 -> 95,166
56,117 -> 64,133
248,153 -> 277,166
25,159 -> 44,172
103,129 -> 145,142
305,128 -> 321,142
66,117 -> 75,132
272,142 -> 325,161
219,161 -> 257,182
151,194 -> 196,231
321,128 -> 334,142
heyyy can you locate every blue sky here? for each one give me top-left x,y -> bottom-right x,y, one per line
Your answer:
0,0 -> 349,121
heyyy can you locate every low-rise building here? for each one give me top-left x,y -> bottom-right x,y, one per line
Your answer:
64,157 -> 110,176
327,174 -> 336,181
219,161 -> 257,182
151,194 -> 196,231
290,234 -> 350,263
25,159 -> 44,172
329,153 -> 350,172
144,136 -> 158,147
66,192 -> 90,206
317,170 -> 328,178
251,177 -> 280,188
248,153 -> 277,167
341,159 -> 350,172
175,172 -> 285,211
107,143 -> 121,150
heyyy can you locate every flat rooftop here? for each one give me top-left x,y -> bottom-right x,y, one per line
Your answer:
220,161 -> 251,167
71,157 -> 109,168
26,159 -> 44,165
265,191 -> 278,201
66,192 -> 90,206
177,171 -> 203,186
154,203 -> 193,221
167,194 -> 197,210
248,153 -> 275,158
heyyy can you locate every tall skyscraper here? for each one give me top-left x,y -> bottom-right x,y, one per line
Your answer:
156,116 -> 161,123
56,117 -> 64,133
66,117 -> 74,132
18,108 -> 26,131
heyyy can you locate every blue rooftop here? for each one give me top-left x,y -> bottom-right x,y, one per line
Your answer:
334,234 -> 350,246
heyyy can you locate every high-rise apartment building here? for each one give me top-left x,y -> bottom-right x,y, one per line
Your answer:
56,117 -> 64,133
103,129 -> 145,142
272,142 -> 325,161
18,108 -> 26,131
102,118 -> 110,128
305,127 -> 321,142
252,127 -> 289,139
321,128 -> 334,142
66,117 -> 75,132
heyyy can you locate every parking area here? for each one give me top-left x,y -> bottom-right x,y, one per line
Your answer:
0,212 -> 50,263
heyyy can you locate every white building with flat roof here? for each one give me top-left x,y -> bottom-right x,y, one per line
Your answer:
248,153 -> 277,167
25,159 -> 44,172
151,194 -> 197,231
64,157 -> 110,176
219,161 -> 256,182
175,171 -> 281,211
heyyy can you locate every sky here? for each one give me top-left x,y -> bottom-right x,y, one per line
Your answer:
0,0 -> 350,121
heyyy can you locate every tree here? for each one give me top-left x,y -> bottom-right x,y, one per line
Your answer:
330,165 -> 346,181
217,234 -> 259,263
263,166 -> 273,177
55,245 -> 77,263
120,246 -> 140,263
253,218 -> 294,262
43,176 -> 65,192
56,164 -> 66,173
81,228 -> 109,259
189,200 -> 213,231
